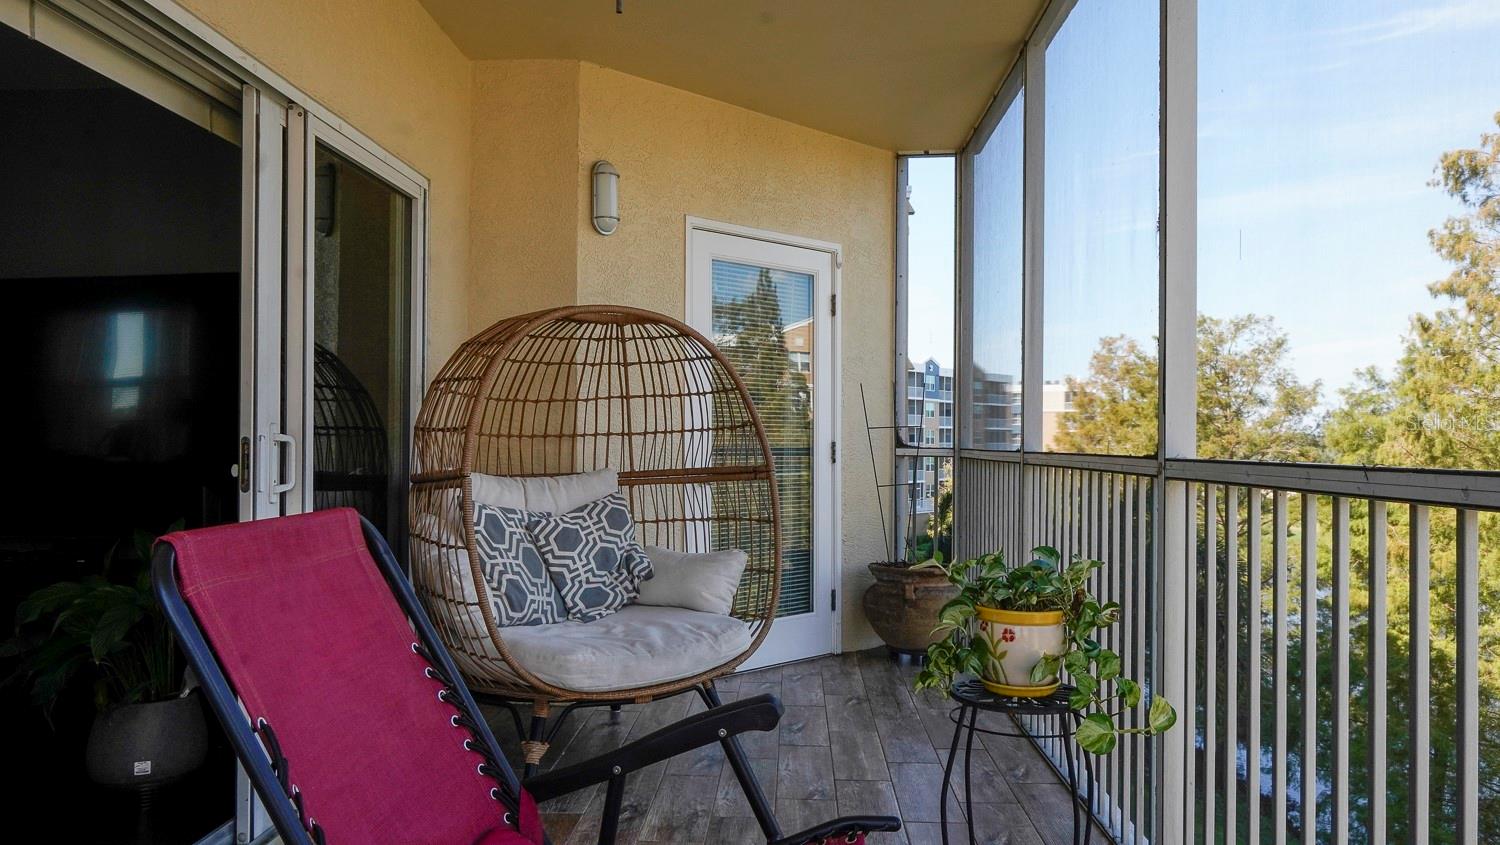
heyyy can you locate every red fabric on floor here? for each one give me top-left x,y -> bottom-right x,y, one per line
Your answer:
164,510 -> 542,844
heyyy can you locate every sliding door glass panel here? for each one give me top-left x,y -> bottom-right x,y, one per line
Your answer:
968,91 -> 1025,452
1042,0 -> 1160,455
710,259 -> 815,616
311,144 -> 412,547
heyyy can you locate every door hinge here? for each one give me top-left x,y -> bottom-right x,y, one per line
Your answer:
831,589 -> 838,612
830,441 -> 838,463
830,293 -> 837,317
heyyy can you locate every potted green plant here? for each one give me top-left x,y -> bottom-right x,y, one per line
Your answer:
912,546 -> 1176,754
862,481 -> 959,656
1,521 -> 206,796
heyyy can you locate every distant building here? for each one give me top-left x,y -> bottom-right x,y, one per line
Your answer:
1039,381 -> 1075,450
900,359 -> 951,516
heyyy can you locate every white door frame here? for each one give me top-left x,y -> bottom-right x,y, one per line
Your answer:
685,217 -> 843,667
283,106 -> 428,519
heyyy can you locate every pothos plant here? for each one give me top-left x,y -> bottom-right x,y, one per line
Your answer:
1,521 -> 185,724
912,546 -> 1176,754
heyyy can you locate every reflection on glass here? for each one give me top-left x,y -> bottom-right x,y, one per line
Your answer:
968,93 -> 1024,451
711,260 -> 815,617
108,311 -> 146,411
311,144 -> 411,546
1043,0 -> 1160,455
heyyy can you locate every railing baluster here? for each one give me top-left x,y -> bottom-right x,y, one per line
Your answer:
1121,474 -> 1134,843
1273,491 -> 1288,845
1134,474 -> 1149,844
1409,504 -> 1430,844
1226,486 -> 1239,845
1206,483 -> 1218,844
1247,490 -> 1262,845
1186,481 -> 1198,845
1300,493 -> 1317,845
1331,496 -> 1350,845
1109,473 -> 1119,829
1367,500 -> 1387,845
1456,508 -> 1479,845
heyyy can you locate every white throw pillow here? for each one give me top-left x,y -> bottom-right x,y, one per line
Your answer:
471,469 -> 619,514
636,545 -> 748,616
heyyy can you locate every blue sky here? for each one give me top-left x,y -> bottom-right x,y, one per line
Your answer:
908,0 -> 1500,409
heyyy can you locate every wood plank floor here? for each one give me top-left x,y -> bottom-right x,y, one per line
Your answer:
486,648 -> 1101,845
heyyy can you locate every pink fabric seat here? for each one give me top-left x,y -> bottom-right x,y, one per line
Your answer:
161,509 -> 542,845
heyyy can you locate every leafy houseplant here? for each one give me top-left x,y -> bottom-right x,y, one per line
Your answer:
912,546 -> 1176,754
857,385 -> 959,654
2,521 -> 207,790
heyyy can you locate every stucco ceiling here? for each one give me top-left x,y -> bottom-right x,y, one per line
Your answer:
416,0 -> 1044,151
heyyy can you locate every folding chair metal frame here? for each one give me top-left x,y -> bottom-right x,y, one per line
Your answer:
154,514 -> 899,845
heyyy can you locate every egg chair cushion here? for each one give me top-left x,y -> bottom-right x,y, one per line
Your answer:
473,503 -> 566,626
497,605 -> 753,692
528,492 -> 653,622
636,546 -> 748,616
471,469 -> 619,515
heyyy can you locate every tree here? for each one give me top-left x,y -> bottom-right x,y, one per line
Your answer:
1320,111 -> 1500,842
1052,335 -> 1159,455
1053,314 -> 1322,459
1326,111 -> 1500,471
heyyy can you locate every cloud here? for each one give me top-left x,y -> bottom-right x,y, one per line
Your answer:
1326,0 -> 1500,46
1199,168 -> 1430,226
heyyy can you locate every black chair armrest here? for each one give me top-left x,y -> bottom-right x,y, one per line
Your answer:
525,693 -> 783,801
771,815 -> 902,844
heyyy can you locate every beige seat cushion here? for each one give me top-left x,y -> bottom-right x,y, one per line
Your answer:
499,604 -> 752,692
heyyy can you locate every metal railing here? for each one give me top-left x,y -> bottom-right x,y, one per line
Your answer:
953,452 -> 1498,845
1181,471 -> 1496,845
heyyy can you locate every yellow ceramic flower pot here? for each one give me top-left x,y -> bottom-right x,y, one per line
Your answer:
975,606 -> 1066,697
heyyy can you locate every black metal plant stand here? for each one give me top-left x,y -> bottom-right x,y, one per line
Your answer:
940,679 -> 1094,845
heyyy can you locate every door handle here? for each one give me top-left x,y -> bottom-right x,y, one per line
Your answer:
269,429 -> 297,502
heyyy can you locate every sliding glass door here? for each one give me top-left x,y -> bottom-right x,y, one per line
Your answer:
284,109 -> 423,548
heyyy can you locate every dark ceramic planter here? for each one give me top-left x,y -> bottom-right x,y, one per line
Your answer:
862,562 -> 959,655
85,691 -> 207,789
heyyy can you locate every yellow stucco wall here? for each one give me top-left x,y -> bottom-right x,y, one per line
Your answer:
572,64 -> 896,650
136,8 -> 899,651
175,0 -> 474,377
469,60 -> 580,324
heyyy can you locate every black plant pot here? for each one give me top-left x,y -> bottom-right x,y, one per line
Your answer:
85,691 -> 208,790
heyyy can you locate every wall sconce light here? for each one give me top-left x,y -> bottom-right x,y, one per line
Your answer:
592,160 -> 619,236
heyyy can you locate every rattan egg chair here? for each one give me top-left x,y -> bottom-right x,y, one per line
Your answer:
409,304 -> 780,769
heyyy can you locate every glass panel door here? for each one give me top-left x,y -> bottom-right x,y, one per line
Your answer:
689,226 -> 836,668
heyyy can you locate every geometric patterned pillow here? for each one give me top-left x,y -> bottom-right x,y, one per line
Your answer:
473,502 -> 567,626
527,492 -> 653,623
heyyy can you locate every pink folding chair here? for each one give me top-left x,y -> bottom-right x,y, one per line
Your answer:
154,509 -> 899,845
